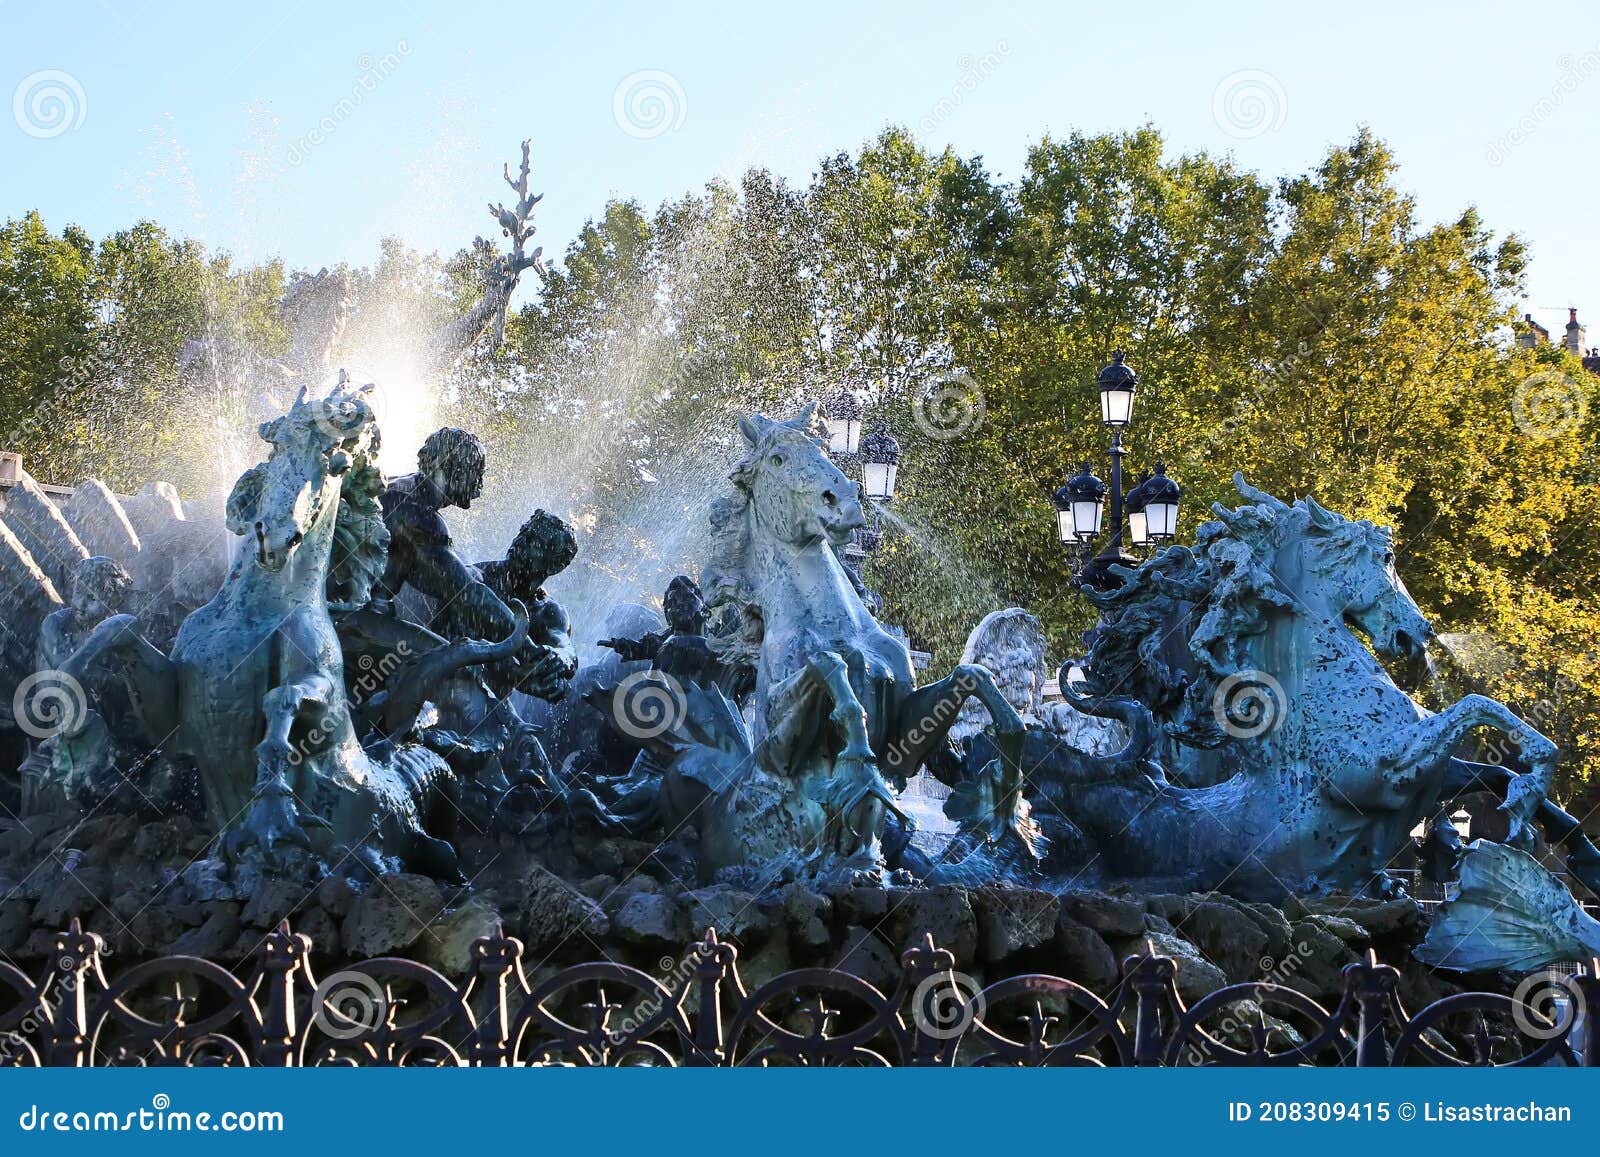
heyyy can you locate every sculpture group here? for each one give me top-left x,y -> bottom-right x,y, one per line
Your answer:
2,149 -> 1596,976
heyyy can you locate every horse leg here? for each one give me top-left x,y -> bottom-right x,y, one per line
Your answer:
809,650 -> 875,762
1375,695 -> 1557,848
761,651 -> 875,773
59,613 -> 178,740
883,663 -> 1025,781
806,651 -> 898,856
1443,757 -> 1600,892
223,674 -> 335,863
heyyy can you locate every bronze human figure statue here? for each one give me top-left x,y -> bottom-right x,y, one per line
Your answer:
37,556 -> 133,673
459,509 -> 579,703
599,575 -> 752,702
378,428 -> 509,629
23,556 -> 139,811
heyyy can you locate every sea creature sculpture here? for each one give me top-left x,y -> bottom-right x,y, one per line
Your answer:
1007,475 -> 1589,899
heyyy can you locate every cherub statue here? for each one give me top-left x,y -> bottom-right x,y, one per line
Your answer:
598,574 -> 753,701
447,509 -> 580,703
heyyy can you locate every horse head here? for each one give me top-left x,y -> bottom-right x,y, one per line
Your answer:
1300,494 -> 1433,661
1229,473 -> 1433,662
731,405 -> 865,550
226,374 -> 380,572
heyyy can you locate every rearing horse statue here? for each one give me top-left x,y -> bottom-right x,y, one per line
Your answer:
686,406 -> 1025,881
61,376 -> 501,878
1014,475 -> 1589,899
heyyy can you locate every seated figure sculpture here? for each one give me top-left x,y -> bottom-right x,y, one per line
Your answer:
910,608 -> 1105,877
350,432 -> 594,826
377,427 -> 509,633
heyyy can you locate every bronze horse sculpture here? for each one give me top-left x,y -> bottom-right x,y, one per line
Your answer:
620,405 -> 1028,882
990,476 -> 1589,899
59,376 -> 513,878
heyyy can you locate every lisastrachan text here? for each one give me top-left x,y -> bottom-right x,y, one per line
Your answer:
1423,1102 -> 1571,1124
1229,1101 -> 1575,1125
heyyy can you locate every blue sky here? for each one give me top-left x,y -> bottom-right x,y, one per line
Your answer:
3,1 -> 1597,338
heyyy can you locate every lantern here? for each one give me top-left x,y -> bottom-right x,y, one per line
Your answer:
860,421 -> 900,501
1053,463 -> 1106,544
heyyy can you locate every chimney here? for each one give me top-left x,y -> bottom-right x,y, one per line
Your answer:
1565,308 -> 1587,357
0,451 -> 20,485
1517,313 -> 1550,349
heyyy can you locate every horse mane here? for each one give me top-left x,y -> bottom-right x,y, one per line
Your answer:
702,489 -> 763,664
1084,473 -> 1384,749
702,490 -> 753,611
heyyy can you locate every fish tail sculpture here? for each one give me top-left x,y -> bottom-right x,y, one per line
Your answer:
1416,841 -> 1600,971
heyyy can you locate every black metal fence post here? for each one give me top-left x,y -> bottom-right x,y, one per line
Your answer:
255,921 -> 307,1068
1124,951 -> 1177,1067
43,918 -> 98,1067
465,932 -> 521,1067
1346,951 -> 1399,1067
902,933 -> 959,1066
685,928 -> 736,1066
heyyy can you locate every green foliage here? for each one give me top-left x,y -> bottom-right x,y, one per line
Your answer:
0,212 -> 286,489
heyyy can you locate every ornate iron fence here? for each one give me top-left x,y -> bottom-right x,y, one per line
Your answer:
0,919 -> 1594,1066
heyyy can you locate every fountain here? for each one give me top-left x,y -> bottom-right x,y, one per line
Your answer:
1,144 -> 1596,1013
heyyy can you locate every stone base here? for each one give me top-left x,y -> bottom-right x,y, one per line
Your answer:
0,806 -> 1486,1024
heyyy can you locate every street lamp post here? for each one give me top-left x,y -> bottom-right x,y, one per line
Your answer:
1054,350 -> 1181,588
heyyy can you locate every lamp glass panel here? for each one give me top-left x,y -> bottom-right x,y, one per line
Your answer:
827,417 -> 862,455
1100,388 -> 1135,427
862,461 -> 896,500
1071,498 -> 1104,539
1147,500 -> 1177,540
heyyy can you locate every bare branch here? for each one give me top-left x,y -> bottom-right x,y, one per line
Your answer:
424,138 -> 554,371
